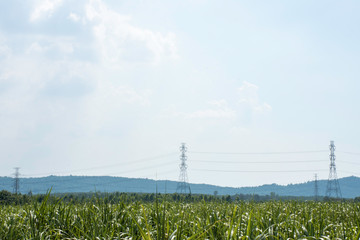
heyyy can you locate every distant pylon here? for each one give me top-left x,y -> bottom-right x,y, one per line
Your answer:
314,174 -> 319,201
176,143 -> 191,194
325,141 -> 342,198
13,167 -> 20,194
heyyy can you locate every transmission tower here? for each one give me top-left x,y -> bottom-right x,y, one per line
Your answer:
325,141 -> 342,198
176,143 -> 191,194
13,167 -> 20,194
314,174 -> 319,201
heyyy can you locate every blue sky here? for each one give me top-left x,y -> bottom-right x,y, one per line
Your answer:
0,0 -> 359,187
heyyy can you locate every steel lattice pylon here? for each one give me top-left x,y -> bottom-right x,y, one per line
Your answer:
13,167 -> 20,194
325,140 -> 342,198
176,143 -> 191,194
314,173 -> 319,201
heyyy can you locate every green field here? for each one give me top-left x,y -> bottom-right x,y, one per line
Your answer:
1,193 -> 359,239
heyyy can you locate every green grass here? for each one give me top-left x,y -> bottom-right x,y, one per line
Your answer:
0,196 -> 359,239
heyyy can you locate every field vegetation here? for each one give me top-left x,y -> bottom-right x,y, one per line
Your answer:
0,191 -> 359,239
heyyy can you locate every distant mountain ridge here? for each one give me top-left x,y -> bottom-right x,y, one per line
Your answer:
0,175 -> 359,198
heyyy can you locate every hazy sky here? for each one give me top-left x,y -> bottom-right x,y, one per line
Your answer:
0,0 -> 359,188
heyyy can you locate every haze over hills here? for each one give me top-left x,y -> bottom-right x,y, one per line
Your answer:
0,175 -> 359,198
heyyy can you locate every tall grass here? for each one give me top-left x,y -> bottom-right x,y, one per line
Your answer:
0,195 -> 359,239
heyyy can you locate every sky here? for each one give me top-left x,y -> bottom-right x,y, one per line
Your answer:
0,0 -> 360,188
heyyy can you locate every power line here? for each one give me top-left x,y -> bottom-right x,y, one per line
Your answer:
18,169 -> 180,189
191,159 -> 328,164
21,161 -> 178,183
22,152 -> 178,177
189,150 -> 328,155
338,170 -> 359,176
337,151 -> 360,155
7,143 -> 359,194
338,160 -> 360,165
101,161 -> 178,176
191,169 -> 328,173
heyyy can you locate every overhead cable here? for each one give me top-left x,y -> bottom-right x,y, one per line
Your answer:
188,150 -> 328,155
191,168 -> 328,173
190,159 -> 328,164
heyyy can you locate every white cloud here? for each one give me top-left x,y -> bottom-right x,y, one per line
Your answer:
26,42 -> 45,54
185,108 -> 236,119
30,0 -> 64,22
254,102 -> 272,113
26,40 -> 74,56
174,99 -> 236,120
78,80 -> 152,137
166,81 -> 271,124
238,81 -> 272,113
68,12 -> 80,22
0,0 -> 165,145
0,35 -> 11,58
85,0 -> 178,65
98,83 -> 151,106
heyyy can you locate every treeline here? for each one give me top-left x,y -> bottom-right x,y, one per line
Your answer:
0,190 -> 32,204
0,189 -> 352,205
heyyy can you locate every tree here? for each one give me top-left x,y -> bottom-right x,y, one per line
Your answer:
0,190 -> 13,204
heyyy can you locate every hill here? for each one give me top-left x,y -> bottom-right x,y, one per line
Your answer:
0,175 -> 359,198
